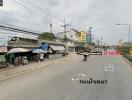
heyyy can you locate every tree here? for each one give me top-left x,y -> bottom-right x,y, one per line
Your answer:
38,32 -> 56,41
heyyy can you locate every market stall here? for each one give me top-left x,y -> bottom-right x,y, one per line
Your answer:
7,48 -> 30,66
0,46 -> 8,68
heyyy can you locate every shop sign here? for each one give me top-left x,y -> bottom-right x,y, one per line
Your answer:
0,46 -> 7,53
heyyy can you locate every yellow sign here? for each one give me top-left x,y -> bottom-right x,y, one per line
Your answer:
129,48 -> 132,55
79,31 -> 86,43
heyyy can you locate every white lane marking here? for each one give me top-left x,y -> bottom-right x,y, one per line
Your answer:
104,64 -> 115,72
72,78 -> 75,81
72,78 -> 79,81
64,94 -> 71,100
78,73 -> 86,77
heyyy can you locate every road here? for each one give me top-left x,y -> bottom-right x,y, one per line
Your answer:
0,53 -> 132,100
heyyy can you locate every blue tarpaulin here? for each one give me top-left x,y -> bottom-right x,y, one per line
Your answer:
41,43 -> 48,51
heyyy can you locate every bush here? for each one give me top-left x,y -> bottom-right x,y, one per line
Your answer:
123,53 -> 132,62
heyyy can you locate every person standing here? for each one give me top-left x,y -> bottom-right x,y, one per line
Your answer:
40,53 -> 44,61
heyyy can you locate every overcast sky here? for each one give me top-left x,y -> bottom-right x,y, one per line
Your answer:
0,0 -> 132,45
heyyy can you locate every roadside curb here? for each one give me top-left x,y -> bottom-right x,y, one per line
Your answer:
121,55 -> 132,66
0,55 -> 71,82
0,59 -> 59,82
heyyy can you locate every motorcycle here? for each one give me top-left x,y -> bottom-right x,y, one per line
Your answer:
83,55 -> 87,61
76,52 -> 90,62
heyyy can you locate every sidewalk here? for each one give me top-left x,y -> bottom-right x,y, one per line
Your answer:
0,53 -> 76,81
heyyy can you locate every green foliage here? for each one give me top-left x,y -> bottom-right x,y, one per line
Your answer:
38,32 -> 56,41
116,46 -> 132,62
123,53 -> 132,62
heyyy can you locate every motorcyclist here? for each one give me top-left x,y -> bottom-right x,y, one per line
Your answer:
83,54 -> 87,61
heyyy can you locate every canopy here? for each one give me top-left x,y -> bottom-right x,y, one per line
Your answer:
7,48 -> 30,54
49,45 -> 65,51
32,49 -> 47,53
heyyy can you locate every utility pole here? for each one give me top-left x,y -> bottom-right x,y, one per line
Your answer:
61,19 -> 69,42
101,37 -> 102,48
117,23 -> 131,48
61,19 -> 69,56
128,24 -> 131,48
49,23 -> 53,33
96,40 -> 100,48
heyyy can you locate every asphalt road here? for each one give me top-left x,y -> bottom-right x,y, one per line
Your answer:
0,53 -> 132,100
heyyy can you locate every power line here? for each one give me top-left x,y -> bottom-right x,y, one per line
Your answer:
13,0 -> 63,25
12,0 -> 50,24
0,24 -> 40,35
0,23 -> 42,33
22,0 -> 63,23
12,0 -> 50,23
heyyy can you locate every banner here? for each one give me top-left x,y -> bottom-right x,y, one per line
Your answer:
0,46 -> 7,53
79,31 -> 86,43
41,43 -> 48,51
86,27 -> 92,44
86,33 -> 91,44
129,48 -> 132,55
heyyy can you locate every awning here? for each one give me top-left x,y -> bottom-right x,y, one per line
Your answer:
32,49 -> 47,53
7,48 -> 30,54
49,45 -> 65,51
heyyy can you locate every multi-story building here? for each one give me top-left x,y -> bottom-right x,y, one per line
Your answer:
117,38 -> 123,47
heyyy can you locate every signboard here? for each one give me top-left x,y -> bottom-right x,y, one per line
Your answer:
41,43 -> 48,51
0,46 -> 7,53
86,27 -> 92,44
86,33 -> 91,44
8,37 -> 19,45
129,48 -> 132,55
79,31 -> 86,43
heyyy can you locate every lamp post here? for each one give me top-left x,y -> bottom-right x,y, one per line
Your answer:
117,24 -> 131,48
100,37 -> 103,48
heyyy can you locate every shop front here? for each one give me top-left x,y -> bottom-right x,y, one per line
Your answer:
41,42 -> 66,59
49,44 -> 66,57
7,48 -> 30,66
0,46 -> 8,68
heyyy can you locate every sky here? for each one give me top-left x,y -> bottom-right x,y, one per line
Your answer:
0,0 -> 132,45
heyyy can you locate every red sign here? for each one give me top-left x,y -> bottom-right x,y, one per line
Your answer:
0,46 -> 7,53
102,51 -> 121,56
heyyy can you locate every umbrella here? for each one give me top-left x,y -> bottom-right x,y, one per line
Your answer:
32,49 -> 46,53
7,48 -> 30,54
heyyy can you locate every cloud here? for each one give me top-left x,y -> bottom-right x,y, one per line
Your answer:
0,0 -> 132,44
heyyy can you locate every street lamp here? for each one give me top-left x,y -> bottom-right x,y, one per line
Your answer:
101,37 -> 103,48
117,23 -> 131,48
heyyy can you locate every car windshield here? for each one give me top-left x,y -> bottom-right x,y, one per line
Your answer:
0,0 -> 132,100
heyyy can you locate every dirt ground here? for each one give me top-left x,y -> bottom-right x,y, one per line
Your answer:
0,53 -> 77,81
